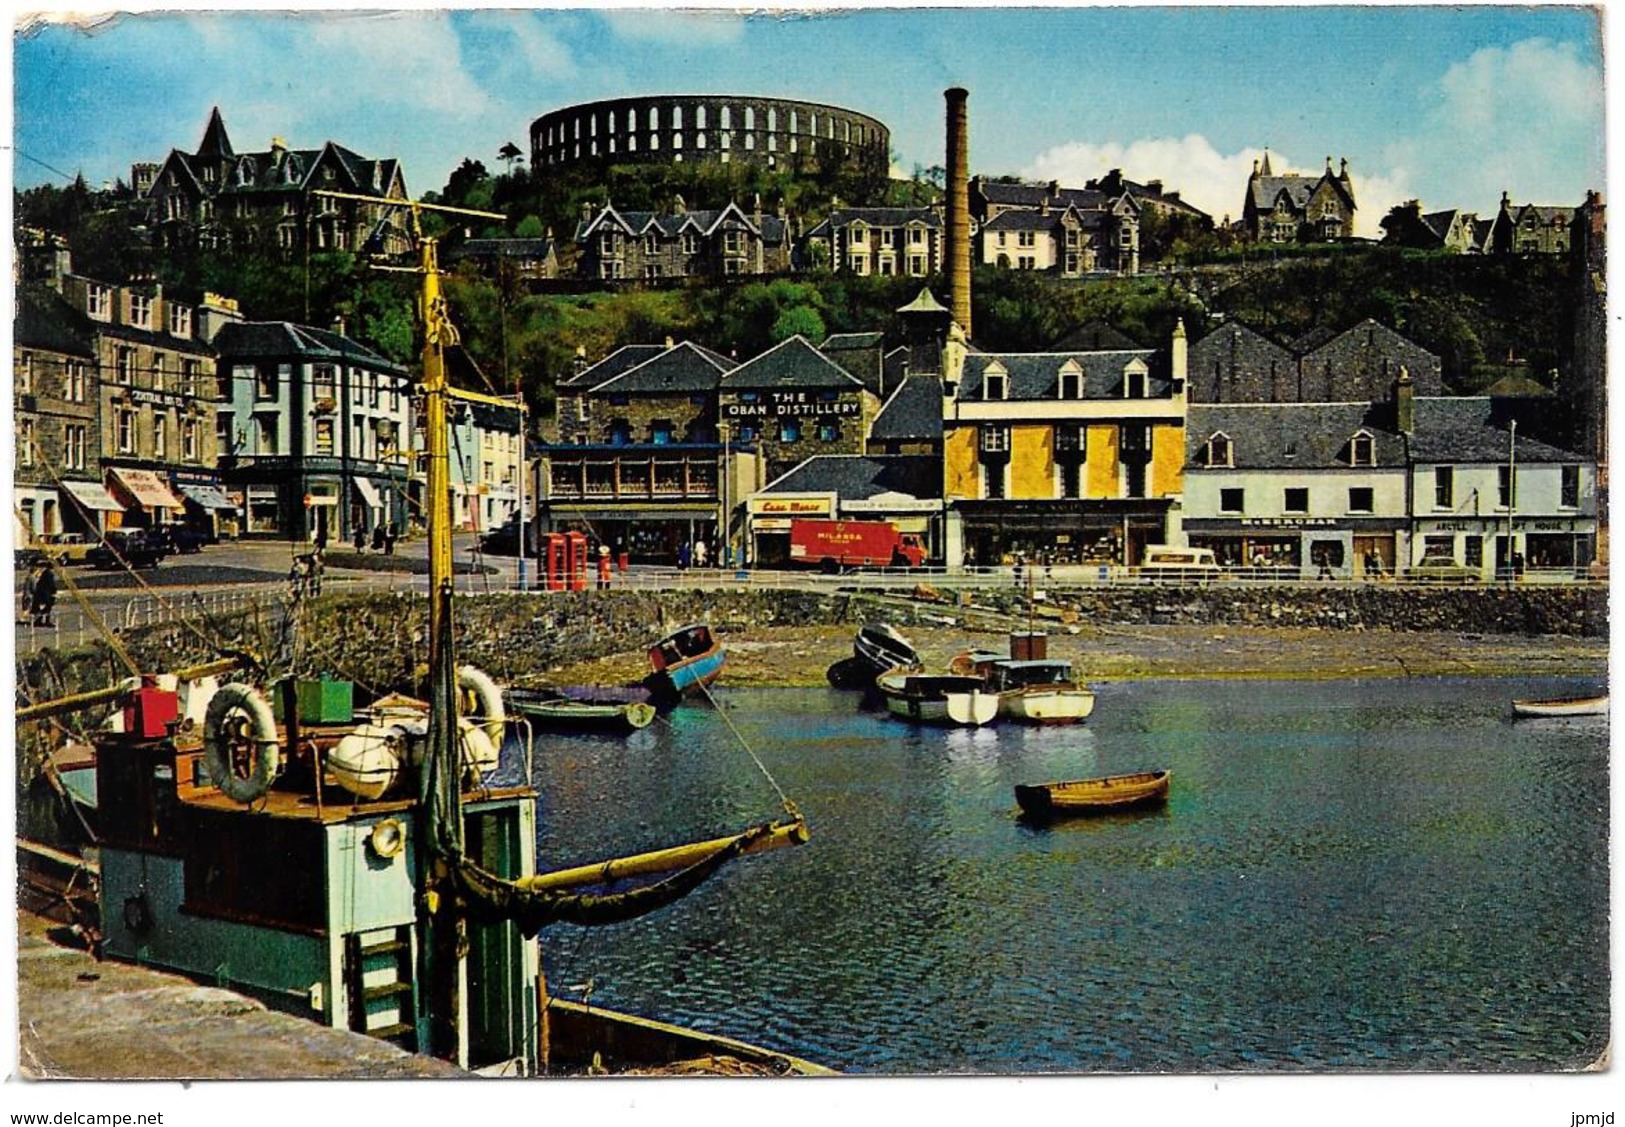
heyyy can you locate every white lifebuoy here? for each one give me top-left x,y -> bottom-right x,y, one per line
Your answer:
457,665 -> 506,742
203,683 -> 281,804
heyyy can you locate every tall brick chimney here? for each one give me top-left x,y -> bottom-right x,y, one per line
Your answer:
944,87 -> 972,340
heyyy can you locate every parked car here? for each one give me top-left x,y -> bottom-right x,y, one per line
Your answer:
17,532 -> 94,568
1409,553 -> 1479,583
86,529 -> 168,570
1139,544 -> 1222,584
478,513 -> 533,557
150,524 -> 210,554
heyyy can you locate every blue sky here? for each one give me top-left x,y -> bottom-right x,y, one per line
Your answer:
12,5 -> 1606,235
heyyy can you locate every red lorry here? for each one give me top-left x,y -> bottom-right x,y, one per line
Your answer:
788,519 -> 927,571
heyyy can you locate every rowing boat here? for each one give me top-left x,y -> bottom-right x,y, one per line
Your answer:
1511,694 -> 1609,718
1014,770 -> 1170,819
507,690 -> 658,732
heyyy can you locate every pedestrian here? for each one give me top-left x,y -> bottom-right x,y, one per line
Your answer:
31,563 -> 57,627
677,541 -> 691,570
384,524 -> 397,556
614,539 -> 628,575
354,525 -> 366,554
597,544 -> 612,590
693,538 -> 708,569
372,525 -> 385,552
20,565 -> 37,624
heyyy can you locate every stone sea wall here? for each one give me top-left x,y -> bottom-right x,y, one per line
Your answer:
16,584 -> 1607,708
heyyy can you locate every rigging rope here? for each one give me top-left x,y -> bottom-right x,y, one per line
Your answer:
694,675 -> 800,821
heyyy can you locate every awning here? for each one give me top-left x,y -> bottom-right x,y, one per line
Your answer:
107,467 -> 184,511
353,477 -> 383,508
61,480 -> 124,513
179,484 -> 238,511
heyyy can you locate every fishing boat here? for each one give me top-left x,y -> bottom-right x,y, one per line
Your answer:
985,659 -> 1096,725
1511,694 -> 1609,718
1014,770 -> 1171,819
874,670 -> 998,727
15,197 -> 817,1079
647,623 -> 726,702
507,688 -> 658,733
853,622 -> 922,678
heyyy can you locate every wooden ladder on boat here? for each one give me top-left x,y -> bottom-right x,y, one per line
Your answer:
344,925 -> 417,1049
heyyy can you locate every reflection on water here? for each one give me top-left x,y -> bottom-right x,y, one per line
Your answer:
520,677 -> 1608,1074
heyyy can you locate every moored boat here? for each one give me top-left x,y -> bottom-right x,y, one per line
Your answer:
1015,770 -> 1171,819
1511,694 -> 1609,718
508,689 -> 658,732
647,623 -> 726,702
854,622 -> 922,678
874,670 -> 998,727
985,659 -> 1096,725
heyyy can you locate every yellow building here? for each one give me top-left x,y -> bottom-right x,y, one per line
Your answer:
942,321 -> 1189,567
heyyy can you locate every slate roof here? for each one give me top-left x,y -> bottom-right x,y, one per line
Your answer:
981,209 -> 1067,232
589,341 -> 734,395
821,332 -> 886,351
759,454 -> 941,501
869,376 -> 945,442
977,181 -> 1108,213
16,286 -> 97,357
560,344 -> 666,389
954,350 -> 1168,400
578,202 -> 788,244
1187,403 -> 1405,469
883,346 -> 913,385
720,335 -> 866,390
1288,326 -> 1338,354
1409,398 -> 1582,464
1249,168 -> 1355,213
804,208 -> 941,237
213,321 -> 404,372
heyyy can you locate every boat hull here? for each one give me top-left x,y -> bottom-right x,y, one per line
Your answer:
508,694 -> 658,732
876,673 -> 998,727
853,624 -> 921,679
1511,695 -> 1609,718
1015,770 -> 1171,819
998,687 -> 1096,725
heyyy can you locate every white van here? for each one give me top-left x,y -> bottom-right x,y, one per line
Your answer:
1139,545 -> 1221,583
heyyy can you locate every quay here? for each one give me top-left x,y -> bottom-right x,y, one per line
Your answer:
16,911 -> 465,1080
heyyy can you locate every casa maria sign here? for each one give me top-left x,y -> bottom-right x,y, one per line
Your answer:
724,391 -> 861,419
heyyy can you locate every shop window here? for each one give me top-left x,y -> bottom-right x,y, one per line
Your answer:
1284,487 -> 1309,514
1220,488 -> 1244,514
1348,487 -> 1374,514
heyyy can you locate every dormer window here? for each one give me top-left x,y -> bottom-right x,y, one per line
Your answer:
1349,432 -> 1375,466
982,363 -> 1008,401
1057,362 -> 1083,400
1123,359 -> 1148,399
1205,433 -> 1233,467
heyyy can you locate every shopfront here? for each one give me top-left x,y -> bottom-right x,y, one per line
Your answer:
1519,517 -> 1596,573
950,499 -> 1173,569
1186,517 -> 1406,577
172,471 -> 238,542
105,466 -> 185,531
747,495 -> 834,566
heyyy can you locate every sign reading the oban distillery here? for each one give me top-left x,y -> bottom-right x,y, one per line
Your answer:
725,392 -> 860,419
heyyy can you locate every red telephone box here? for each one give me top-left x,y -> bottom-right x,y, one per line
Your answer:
544,531 -> 590,591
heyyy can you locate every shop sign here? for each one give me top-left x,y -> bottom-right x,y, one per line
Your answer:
725,392 -> 859,419
1240,517 -> 1336,528
754,497 -> 831,516
130,388 -> 187,409
1526,519 -> 1584,532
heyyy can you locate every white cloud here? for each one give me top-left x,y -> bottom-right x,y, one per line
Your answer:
1390,37 -> 1602,213
603,9 -> 746,46
302,12 -> 496,118
1023,135 -> 1266,228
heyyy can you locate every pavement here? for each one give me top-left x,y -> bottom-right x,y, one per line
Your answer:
16,911 -> 465,1080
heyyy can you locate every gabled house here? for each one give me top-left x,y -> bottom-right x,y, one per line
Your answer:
446,237 -> 559,282
141,107 -> 411,257
802,207 -> 943,277
1297,319 -> 1444,402
574,196 -> 791,281
1241,152 -> 1357,243
970,178 -> 1139,275
1489,192 -> 1578,256
718,335 -> 877,482
1189,318 -> 1443,404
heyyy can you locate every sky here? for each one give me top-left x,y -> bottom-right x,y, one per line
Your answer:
10,5 -> 1608,239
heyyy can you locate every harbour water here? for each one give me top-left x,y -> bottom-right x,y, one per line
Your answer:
517,677 -> 1608,1074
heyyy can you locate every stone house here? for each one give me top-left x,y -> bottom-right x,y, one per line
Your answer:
802,207 -> 943,277
1297,320 -> 1444,402
574,197 -> 791,281
718,335 -> 878,482
1488,193 -> 1578,256
140,107 -> 412,258
14,286 -> 104,541
1241,152 -> 1356,243
969,178 -> 1140,274
446,237 -> 559,283
1189,318 -> 1443,403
